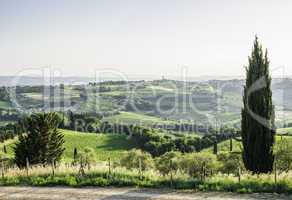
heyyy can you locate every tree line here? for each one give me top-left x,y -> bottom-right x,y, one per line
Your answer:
129,126 -> 239,157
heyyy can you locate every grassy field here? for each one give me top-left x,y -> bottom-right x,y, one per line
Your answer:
0,100 -> 11,109
62,130 -> 136,161
0,129 -> 137,162
103,111 -> 176,125
1,162 -> 292,194
277,127 -> 292,135
0,121 -> 15,126
2,128 -> 291,162
2,129 -> 292,193
5,80 -> 292,125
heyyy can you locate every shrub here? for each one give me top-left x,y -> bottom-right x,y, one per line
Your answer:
217,152 -> 242,175
120,149 -> 154,171
274,138 -> 292,173
155,151 -> 181,176
77,147 -> 97,170
180,152 -> 218,179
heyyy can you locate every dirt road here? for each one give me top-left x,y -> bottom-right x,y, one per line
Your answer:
0,187 -> 291,200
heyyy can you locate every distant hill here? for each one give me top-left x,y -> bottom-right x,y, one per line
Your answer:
0,75 -> 245,86
1,77 -> 292,127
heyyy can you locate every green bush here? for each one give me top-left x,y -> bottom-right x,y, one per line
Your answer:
274,139 -> 292,173
77,147 -> 97,169
217,152 -> 242,175
179,152 -> 218,179
120,149 -> 154,171
155,151 -> 181,176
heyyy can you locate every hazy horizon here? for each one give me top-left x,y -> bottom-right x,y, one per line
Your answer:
1,0 -> 292,77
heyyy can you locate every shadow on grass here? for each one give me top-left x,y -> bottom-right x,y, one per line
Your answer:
96,135 -> 137,151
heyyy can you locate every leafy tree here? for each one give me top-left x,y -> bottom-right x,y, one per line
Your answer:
0,87 -> 10,101
179,152 -> 218,179
241,36 -> 275,173
217,152 -> 242,175
120,149 -> 154,171
274,139 -> 292,173
77,147 -> 96,170
155,151 -> 181,176
14,112 -> 65,168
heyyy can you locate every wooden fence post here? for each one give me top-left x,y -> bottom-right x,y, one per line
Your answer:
138,157 -> 142,180
238,166 -> 241,183
51,160 -> 55,177
108,157 -> 111,178
274,161 -> 277,186
26,157 -> 29,177
201,162 -> 206,182
203,163 -> 207,181
78,156 -> 85,176
200,164 -> 204,181
1,160 -> 4,179
87,157 -> 91,171
170,159 -> 173,188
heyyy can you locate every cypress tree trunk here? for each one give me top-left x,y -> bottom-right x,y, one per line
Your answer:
241,36 -> 275,174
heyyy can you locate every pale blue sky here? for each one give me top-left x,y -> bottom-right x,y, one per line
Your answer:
0,0 -> 291,77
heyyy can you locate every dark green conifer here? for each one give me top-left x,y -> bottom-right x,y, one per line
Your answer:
241,36 -> 275,173
3,145 -> 7,154
14,112 -> 65,168
229,138 -> 233,152
73,147 -> 78,162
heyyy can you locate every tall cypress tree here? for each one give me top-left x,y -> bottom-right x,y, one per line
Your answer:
73,147 -> 78,161
241,36 -> 275,173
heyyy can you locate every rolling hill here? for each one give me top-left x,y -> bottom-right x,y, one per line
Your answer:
102,111 -> 176,125
0,129 -> 137,162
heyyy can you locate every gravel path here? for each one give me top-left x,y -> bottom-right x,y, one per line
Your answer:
0,187 -> 291,200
